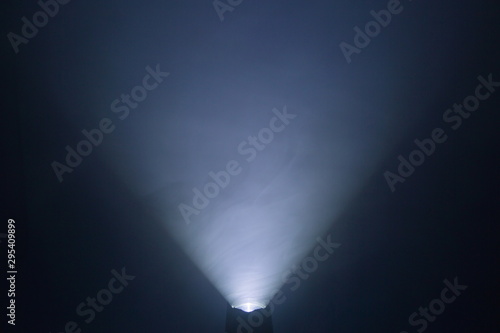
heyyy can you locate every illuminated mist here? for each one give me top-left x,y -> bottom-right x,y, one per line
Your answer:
107,98 -> 388,310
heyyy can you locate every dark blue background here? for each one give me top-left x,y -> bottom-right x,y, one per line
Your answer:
2,0 -> 499,332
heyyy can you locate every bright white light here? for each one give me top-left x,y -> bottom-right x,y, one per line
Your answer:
113,104 -> 386,313
233,302 -> 265,313
130,106 -> 354,311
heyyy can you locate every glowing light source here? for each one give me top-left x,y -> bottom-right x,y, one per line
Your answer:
226,303 -> 274,333
122,104 -> 388,331
233,302 -> 266,313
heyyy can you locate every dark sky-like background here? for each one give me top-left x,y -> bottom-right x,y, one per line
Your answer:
2,0 -> 499,332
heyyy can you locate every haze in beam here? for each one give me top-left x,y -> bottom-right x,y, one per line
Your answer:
109,97 -> 381,310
